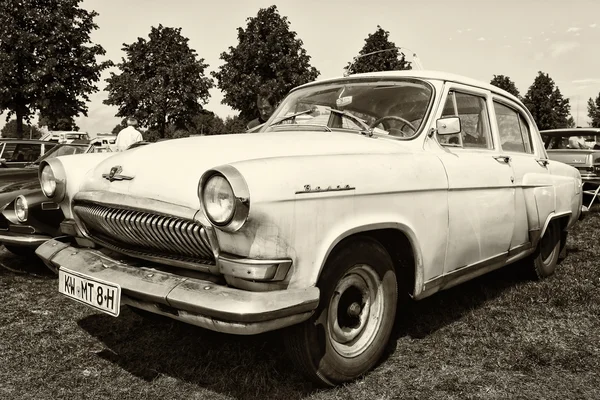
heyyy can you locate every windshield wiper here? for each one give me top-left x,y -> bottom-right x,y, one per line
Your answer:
326,108 -> 373,136
268,109 -> 315,127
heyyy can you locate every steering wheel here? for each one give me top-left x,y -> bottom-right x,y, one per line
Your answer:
369,116 -> 416,136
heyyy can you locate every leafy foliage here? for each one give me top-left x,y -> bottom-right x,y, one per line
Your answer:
0,0 -> 110,137
523,72 -> 572,130
222,115 -> 247,134
587,93 -> 600,128
104,25 -> 214,138
111,118 -> 128,134
38,112 -> 79,131
212,6 -> 320,121
0,119 -> 43,139
490,75 -> 520,98
189,111 -> 226,135
345,26 -> 411,75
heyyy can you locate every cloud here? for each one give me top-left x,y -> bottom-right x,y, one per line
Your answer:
477,37 -> 485,41
566,27 -> 581,33
457,29 -> 462,34
502,44 -> 512,48
466,28 -> 473,32
545,38 -> 550,41
572,78 -> 600,85
590,23 -> 597,28
550,41 -> 580,57
534,52 -> 545,61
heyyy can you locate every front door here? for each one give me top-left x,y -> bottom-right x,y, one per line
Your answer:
436,86 -> 515,274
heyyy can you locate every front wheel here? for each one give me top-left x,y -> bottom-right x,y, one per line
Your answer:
530,221 -> 561,279
284,237 -> 398,386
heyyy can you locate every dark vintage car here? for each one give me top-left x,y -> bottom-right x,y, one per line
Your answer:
540,128 -> 600,207
0,142 -> 111,256
0,139 -> 57,169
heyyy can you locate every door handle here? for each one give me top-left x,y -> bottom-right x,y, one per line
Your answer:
493,155 -> 511,164
536,159 -> 549,167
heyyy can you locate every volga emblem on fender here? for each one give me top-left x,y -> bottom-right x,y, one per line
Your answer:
102,165 -> 134,182
295,184 -> 355,194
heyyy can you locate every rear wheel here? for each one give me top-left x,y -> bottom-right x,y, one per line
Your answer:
284,237 -> 398,386
530,221 -> 561,279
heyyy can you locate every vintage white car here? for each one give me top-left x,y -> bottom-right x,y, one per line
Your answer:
36,70 -> 584,386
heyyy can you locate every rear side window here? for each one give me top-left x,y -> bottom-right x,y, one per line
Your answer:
494,102 -> 533,154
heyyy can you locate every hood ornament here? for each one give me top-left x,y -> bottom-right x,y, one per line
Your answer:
102,165 -> 134,182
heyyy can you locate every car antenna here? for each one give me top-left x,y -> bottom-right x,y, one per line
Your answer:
344,47 -> 423,77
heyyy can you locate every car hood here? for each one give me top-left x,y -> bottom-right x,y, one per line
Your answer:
81,131 -> 411,209
0,174 -> 39,193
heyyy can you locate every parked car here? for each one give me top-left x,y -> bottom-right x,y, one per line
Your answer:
0,139 -> 57,168
41,131 -> 91,144
91,135 -> 117,151
540,127 -> 600,207
0,142 -> 111,256
36,70 -> 583,386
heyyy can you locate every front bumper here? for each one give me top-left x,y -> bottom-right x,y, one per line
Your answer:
0,231 -> 51,247
36,239 -> 320,335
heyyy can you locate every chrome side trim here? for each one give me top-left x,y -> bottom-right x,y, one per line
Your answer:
423,252 -> 507,293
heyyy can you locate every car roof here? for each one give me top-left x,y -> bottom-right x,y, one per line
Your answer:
293,69 -> 523,105
540,128 -> 600,137
0,138 -> 50,144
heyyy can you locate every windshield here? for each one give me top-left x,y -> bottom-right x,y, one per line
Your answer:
262,78 -> 433,138
32,144 -> 90,164
543,134 -> 600,150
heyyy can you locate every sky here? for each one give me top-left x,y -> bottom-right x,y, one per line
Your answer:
2,0 -> 600,133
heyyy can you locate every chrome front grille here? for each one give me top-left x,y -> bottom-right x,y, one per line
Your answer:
73,202 -> 215,265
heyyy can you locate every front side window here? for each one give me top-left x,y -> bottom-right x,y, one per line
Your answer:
9,143 -> 41,162
494,102 -> 533,154
439,91 -> 493,149
263,79 -> 433,139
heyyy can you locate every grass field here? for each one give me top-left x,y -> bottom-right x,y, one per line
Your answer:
1,209 -> 599,400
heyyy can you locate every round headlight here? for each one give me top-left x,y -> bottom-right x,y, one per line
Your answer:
40,164 -> 57,198
202,175 -> 235,225
15,195 -> 28,222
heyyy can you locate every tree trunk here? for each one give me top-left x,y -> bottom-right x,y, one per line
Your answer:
16,108 -> 24,139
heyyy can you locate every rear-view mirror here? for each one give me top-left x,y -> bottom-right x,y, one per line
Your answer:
436,117 -> 461,135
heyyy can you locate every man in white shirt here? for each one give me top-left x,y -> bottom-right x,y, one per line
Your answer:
115,117 -> 143,151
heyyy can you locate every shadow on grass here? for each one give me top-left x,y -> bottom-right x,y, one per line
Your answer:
78,309 -> 315,400
392,260 -> 533,340
76,258 -> 544,399
0,247 -> 55,278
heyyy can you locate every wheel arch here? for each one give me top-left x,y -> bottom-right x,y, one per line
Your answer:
316,223 -> 424,298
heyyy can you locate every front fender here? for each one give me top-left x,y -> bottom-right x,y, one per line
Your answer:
40,152 -> 115,219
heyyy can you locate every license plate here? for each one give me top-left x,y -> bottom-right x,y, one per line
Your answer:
58,268 -> 121,317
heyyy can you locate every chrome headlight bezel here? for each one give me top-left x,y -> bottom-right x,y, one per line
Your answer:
15,195 -> 28,222
39,160 -> 66,202
198,166 -> 250,232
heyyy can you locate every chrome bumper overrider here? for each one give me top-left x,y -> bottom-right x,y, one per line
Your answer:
36,239 -> 319,335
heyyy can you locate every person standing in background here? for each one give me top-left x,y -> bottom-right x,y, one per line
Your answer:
115,117 -> 143,151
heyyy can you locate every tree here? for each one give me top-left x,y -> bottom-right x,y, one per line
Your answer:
223,115 -> 247,134
189,111 -> 226,135
0,0 -> 110,138
213,6 -> 320,121
523,72 -> 572,130
38,112 -> 79,131
104,25 -> 214,138
490,75 -> 520,98
345,26 -> 411,75
587,93 -> 600,128
111,118 -> 128,134
0,119 -> 43,139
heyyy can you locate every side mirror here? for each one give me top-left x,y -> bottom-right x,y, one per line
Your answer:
436,117 -> 461,135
